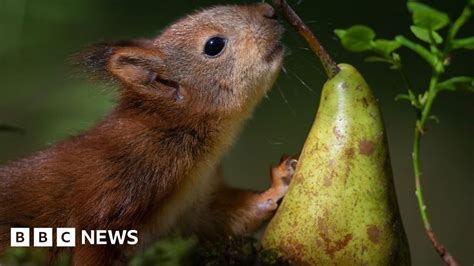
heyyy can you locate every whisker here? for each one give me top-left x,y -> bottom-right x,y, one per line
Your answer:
287,69 -> 316,95
276,83 -> 296,116
267,138 -> 284,145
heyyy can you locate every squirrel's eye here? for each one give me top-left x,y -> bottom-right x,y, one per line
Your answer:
204,36 -> 227,57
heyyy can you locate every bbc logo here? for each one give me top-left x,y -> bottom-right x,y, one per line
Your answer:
11,228 -> 75,247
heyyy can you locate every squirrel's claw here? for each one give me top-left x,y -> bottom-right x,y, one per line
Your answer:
257,155 -> 298,215
271,154 -> 298,187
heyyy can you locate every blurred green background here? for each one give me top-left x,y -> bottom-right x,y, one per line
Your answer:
0,0 -> 472,264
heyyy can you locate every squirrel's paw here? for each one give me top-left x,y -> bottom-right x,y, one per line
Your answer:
271,154 -> 298,188
258,155 -> 298,214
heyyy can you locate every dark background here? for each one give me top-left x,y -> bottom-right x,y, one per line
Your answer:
0,0 -> 472,264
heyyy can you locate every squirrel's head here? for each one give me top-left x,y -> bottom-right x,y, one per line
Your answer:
77,3 -> 283,121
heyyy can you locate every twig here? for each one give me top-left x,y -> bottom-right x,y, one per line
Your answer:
409,4 -> 472,264
271,0 -> 339,78
412,74 -> 458,266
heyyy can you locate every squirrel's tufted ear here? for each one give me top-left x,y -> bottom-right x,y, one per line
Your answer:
74,41 -> 168,88
108,47 -> 169,88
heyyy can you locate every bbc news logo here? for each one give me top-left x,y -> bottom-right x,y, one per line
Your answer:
11,228 -> 138,247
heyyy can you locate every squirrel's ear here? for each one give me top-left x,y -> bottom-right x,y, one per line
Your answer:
74,41 -> 167,88
108,47 -> 165,87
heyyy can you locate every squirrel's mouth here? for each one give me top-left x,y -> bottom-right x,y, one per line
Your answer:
265,43 -> 284,62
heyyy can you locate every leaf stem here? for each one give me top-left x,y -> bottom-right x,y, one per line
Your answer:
271,0 -> 340,78
395,35 -> 438,68
452,36 -> 474,49
444,4 -> 472,53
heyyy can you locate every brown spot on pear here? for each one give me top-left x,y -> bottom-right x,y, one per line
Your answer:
358,139 -> 375,155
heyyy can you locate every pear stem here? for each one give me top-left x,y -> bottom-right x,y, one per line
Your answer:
271,0 -> 339,78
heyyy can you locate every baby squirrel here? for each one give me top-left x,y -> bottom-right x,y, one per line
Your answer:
0,3 -> 296,265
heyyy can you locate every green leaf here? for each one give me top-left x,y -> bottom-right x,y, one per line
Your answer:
410,25 -> 443,44
429,115 -> 440,124
364,56 -> 393,63
436,76 -> 474,92
407,2 -> 450,30
395,93 -> 411,101
395,90 -> 422,109
334,29 -> 346,39
392,52 -> 401,63
390,52 -> 402,69
372,39 -> 402,56
418,91 -> 429,105
452,37 -> 474,49
334,25 -> 376,52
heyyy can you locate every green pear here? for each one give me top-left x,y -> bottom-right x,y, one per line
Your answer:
262,64 -> 410,265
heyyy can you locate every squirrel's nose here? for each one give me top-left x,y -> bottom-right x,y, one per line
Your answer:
258,3 -> 278,20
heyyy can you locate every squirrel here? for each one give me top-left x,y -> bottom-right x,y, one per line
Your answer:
0,3 -> 297,265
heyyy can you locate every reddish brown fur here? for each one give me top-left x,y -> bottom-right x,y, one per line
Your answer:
0,3 -> 294,265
